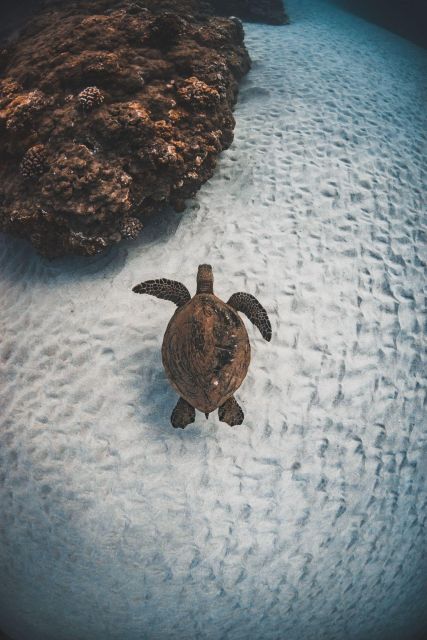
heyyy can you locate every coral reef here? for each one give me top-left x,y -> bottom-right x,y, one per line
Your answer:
0,0 -> 250,257
77,86 -> 105,112
19,143 -> 48,178
212,1 -> 289,25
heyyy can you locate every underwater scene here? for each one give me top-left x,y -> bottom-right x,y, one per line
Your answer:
0,1 -> 426,639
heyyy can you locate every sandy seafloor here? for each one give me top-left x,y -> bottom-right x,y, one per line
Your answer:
0,1 -> 426,639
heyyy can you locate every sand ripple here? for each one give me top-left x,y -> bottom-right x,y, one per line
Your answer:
0,1 -> 426,638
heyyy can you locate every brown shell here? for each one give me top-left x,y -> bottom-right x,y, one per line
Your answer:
162,294 -> 251,413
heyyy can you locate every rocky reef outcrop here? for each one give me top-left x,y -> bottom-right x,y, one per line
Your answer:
0,0 -> 251,257
212,1 -> 289,25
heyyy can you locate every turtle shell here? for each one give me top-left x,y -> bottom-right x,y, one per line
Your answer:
162,294 -> 251,413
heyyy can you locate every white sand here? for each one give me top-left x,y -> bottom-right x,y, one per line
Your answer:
0,1 -> 426,638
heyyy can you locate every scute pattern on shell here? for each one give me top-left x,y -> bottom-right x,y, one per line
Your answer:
162,295 -> 251,413
191,318 -> 206,353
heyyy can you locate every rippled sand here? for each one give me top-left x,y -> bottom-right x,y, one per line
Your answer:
0,1 -> 426,639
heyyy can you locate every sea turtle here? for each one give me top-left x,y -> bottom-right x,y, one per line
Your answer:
132,264 -> 271,428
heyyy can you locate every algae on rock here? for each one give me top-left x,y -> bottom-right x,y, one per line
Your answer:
0,0 -> 251,257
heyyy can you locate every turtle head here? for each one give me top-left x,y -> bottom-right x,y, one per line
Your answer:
196,264 -> 213,294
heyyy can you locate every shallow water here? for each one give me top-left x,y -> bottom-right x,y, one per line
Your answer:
0,1 -> 426,639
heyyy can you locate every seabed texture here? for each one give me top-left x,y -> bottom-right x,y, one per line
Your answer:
0,1 -> 426,639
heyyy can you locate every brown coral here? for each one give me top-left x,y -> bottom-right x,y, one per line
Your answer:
177,77 -> 221,110
3,89 -> 49,132
77,86 -> 105,112
120,216 -> 144,239
0,0 -> 250,258
20,144 -> 47,179
147,12 -> 185,50
41,143 -> 132,222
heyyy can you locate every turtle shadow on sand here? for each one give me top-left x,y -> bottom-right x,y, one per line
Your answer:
128,345 -> 203,439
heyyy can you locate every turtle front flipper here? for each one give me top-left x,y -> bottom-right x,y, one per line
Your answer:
227,292 -> 272,342
171,397 -> 195,429
218,396 -> 244,427
132,278 -> 191,307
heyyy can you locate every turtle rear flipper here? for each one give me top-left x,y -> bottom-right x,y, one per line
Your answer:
218,396 -> 244,426
227,292 -> 272,342
171,397 -> 195,429
132,278 -> 191,308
